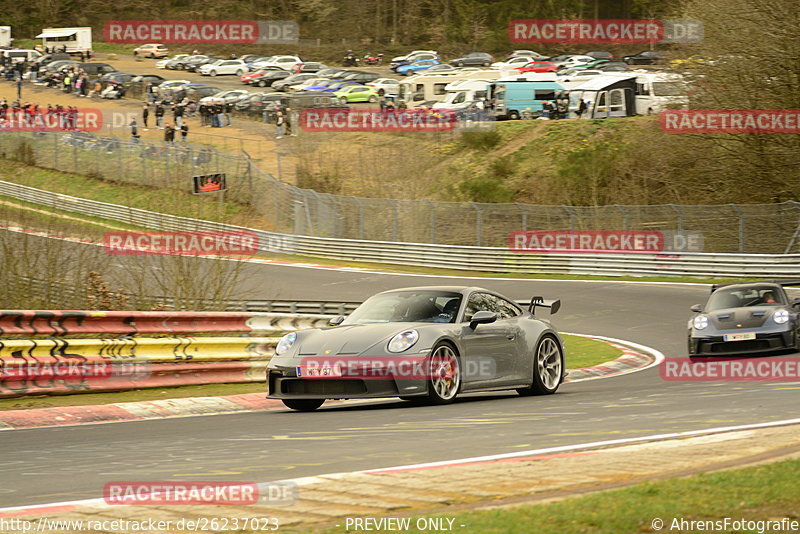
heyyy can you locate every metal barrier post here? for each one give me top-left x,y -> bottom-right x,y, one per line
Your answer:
425,200 -> 436,244
472,203 -> 483,247
730,204 -> 745,253
668,204 -> 685,232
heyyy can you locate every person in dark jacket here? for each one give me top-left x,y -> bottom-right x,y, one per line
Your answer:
164,123 -> 175,144
142,104 -> 150,129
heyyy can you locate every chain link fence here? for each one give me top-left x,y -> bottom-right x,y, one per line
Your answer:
0,131 -> 798,253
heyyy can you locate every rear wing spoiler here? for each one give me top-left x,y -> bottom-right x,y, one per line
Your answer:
711,279 -> 800,293
516,297 -> 561,315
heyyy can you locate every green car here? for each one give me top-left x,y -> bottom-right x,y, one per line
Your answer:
332,85 -> 379,104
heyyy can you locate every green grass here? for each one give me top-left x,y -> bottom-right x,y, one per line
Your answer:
306,457 -> 800,534
563,334 -> 623,369
0,382 -> 264,411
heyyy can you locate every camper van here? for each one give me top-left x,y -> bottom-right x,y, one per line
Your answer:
37,27 -> 92,54
566,75 -> 638,118
0,27 -> 11,49
397,70 -> 502,105
488,75 -> 566,119
631,72 -> 687,115
432,79 -> 492,110
1,49 -> 41,63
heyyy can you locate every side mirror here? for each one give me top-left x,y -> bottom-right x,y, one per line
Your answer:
469,311 -> 497,329
690,304 -> 703,313
328,315 -> 345,326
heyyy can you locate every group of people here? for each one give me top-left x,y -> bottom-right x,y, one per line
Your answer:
198,101 -> 233,128
0,99 -> 81,130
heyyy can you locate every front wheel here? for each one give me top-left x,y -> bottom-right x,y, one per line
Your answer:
209,70 -> 217,76
282,399 -> 324,411
508,110 -> 521,120
258,80 -> 267,87
518,335 -> 563,396
426,343 -> 461,404
339,97 -> 348,105
368,95 -> 377,103
236,69 -> 244,76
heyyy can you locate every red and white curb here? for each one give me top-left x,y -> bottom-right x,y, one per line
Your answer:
0,335 -> 660,432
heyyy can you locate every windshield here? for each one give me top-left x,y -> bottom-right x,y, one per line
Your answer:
652,82 -> 685,96
343,291 -> 463,324
706,286 -> 786,311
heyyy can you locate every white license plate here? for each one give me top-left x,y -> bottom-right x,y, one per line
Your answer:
724,332 -> 756,342
297,364 -> 342,378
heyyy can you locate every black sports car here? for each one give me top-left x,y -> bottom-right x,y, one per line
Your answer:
688,281 -> 800,356
268,286 -> 564,411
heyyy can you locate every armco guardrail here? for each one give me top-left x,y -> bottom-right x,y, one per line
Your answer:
0,180 -> 799,278
0,310 -> 332,398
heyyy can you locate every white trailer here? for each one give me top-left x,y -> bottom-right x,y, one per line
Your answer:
398,70 -> 503,105
0,26 -> 11,48
36,27 -> 92,53
432,79 -> 493,110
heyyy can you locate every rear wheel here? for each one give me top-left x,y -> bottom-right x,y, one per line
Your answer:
236,69 -> 244,76
339,97 -> 348,105
258,80 -> 267,87
508,110 -> 521,120
517,335 -> 563,396
209,70 -> 217,76
282,399 -> 324,411
368,95 -> 377,103
426,343 -> 461,404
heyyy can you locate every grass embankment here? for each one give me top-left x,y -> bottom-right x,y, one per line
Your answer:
0,334 -> 619,411
307,457 -> 800,534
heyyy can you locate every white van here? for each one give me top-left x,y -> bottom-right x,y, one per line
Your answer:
432,79 -> 492,110
631,71 -> 688,115
36,27 -> 92,54
1,49 -> 42,63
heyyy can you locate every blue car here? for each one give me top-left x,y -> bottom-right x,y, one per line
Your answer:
304,80 -> 342,92
317,81 -> 360,92
397,59 -> 441,76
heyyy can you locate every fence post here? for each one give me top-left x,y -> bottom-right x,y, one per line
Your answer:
615,205 -> 629,229
425,200 -> 436,244
391,199 -> 399,241
515,203 -> 528,231
472,203 -> 483,247
668,204 -> 685,232
52,133 -> 59,169
562,205 -> 577,230
356,197 -> 365,240
730,204 -> 745,253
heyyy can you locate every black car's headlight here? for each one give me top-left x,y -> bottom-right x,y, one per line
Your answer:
275,332 -> 297,355
692,315 -> 709,330
774,309 -> 790,324
388,330 -> 419,353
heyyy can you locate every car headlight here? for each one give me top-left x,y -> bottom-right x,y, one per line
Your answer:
693,315 -> 709,330
774,309 -> 790,324
388,330 -> 419,353
275,332 -> 297,355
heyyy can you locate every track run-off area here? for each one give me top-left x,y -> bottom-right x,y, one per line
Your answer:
1,244 -> 799,511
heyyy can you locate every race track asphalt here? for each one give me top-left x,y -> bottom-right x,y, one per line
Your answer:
2,259 -> 799,508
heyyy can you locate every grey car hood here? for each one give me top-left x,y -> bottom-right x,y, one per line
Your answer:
297,323 -> 431,356
709,306 -> 779,329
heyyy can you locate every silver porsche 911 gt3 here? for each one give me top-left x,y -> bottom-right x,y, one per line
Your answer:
267,286 -> 564,411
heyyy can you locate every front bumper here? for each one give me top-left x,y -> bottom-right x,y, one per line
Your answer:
689,330 -> 795,356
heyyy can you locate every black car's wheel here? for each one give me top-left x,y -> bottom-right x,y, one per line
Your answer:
518,334 -> 563,396
282,399 -> 324,411
258,80 -> 267,87
236,69 -> 244,76
426,343 -> 461,404
482,61 -> 490,66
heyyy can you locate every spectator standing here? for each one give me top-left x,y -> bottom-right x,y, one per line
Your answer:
129,119 -> 139,141
224,101 -> 233,126
155,102 -> 165,128
283,106 -> 293,136
142,104 -> 150,129
16,77 -> 22,100
180,123 -> 188,142
164,124 -> 175,144
577,98 -> 588,119
274,109 -> 285,139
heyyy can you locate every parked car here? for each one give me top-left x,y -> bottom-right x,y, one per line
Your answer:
623,50 -> 666,65
168,55 -> 204,70
133,44 -> 169,58
391,52 -> 439,71
199,89 -> 250,105
182,84 -> 223,100
516,61 -> 558,73
33,53 -> 71,66
397,59 -> 441,76
272,73 -> 319,92
551,55 -> 596,68
451,52 -> 493,67
340,71 -> 380,83
316,68 -> 351,79
391,50 -> 437,62
130,74 -> 166,85
425,64 -> 457,73
184,56 -> 218,72
291,77 -> 331,92
252,55 -> 302,71
242,69 -> 291,87
584,51 -> 614,60
595,62 -> 630,72
155,79 -> 191,98
491,56 -> 537,69
316,80 -> 361,93
198,59 -> 248,76
367,78 -> 400,96
298,62 -> 327,73
157,55 -> 187,69
76,62 -> 116,76
100,72 -> 136,83
332,84 -> 379,104
507,50 -> 548,60
44,60 -> 79,73
235,92 -> 284,115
